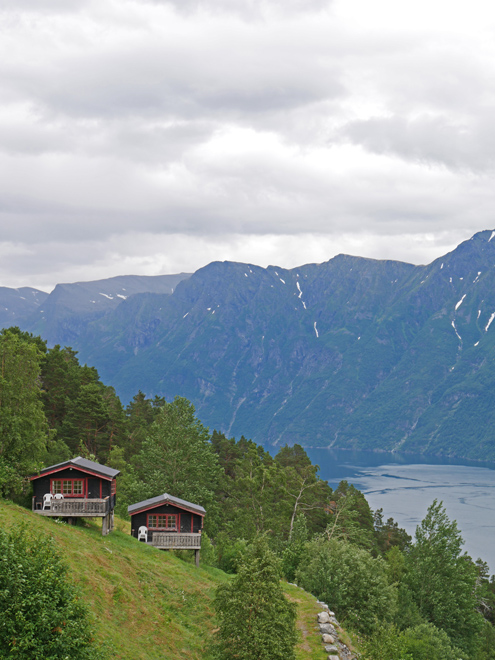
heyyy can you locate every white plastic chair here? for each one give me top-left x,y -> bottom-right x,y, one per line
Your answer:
42,493 -> 53,510
138,526 -> 148,542
53,493 -> 64,500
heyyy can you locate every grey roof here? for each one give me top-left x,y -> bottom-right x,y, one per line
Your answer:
36,456 -> 120,479
128,493 -> 206,516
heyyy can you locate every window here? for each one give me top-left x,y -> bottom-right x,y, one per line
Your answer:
147,514 -> 177,530
51,479 -> 85,497
111,479 -> 116,495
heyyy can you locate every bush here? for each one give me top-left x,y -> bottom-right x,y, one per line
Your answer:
362,622 -> 464,660
216,537 -> 249,573
198,531 -> 218,567
402,623 -> 465,660
295,537 -> 397,634
361,622 -> 412,660
0,527 -> 106,659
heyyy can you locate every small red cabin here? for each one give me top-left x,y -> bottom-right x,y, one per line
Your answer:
31,456 -> 120,535
128,493 -> 205,565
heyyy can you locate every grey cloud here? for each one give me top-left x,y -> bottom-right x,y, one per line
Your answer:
0,10 -> 345,125
0,0 -> 494,292
0,113 -> 216,162
342,114 -> 495,172
0,145 -> 484,244
18,50 -> 342,123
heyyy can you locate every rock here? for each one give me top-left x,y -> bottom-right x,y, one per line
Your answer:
321,633 -> 335,644
318,611 -> 331,624
319,623 -> 334,634
324,645 -> 339,653
327,656 -> 340,660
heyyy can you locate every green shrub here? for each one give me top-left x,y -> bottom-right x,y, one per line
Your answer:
361,622 -> 412,660
402,623 -> 465,660
0,527 -> 106,659
362,622 -> 464,660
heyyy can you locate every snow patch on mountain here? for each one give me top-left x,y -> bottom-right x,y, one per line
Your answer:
485,313 -> 495,332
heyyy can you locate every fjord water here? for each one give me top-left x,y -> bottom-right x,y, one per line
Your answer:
303,448 -> 495,573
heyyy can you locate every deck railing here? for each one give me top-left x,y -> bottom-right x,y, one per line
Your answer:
33,497 -> 110,516
151,533 -> 202,550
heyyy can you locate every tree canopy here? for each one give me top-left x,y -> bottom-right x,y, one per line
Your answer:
0,329 -> 48,497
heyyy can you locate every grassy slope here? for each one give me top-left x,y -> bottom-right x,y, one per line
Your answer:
0,500 -> 330,660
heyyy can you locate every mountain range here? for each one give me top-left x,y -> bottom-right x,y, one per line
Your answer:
3,230 -> 495,461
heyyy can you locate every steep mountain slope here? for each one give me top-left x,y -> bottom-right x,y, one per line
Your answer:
23,273 -> 191,346
0,286 -> 48,326
5,230 -> 495,460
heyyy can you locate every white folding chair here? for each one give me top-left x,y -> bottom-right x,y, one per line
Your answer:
138,526 -> 148,542
42,493 -> 53,510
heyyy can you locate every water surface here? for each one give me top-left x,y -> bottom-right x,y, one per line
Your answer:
302,448 -> 495,573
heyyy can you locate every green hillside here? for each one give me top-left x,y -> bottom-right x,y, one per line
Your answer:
0,500 -> 333,660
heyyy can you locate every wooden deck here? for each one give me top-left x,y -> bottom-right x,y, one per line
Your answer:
33,497 -> 110,517
151,532 -> 202,550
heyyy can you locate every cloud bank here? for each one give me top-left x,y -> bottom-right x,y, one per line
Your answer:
1,0 -> 494,290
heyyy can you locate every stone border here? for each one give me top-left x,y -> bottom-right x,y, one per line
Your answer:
316,601 -> 355,660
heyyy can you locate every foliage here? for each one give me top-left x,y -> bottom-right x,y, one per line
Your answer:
296,537 -> 397,634
361,622 -> 412,660
404,500 -> 484,655
401,623 -> 465,660
324,480 -> 376,550
130,397 -> 222,532
0,329 -> 49,498
362,622 -> 464,660
215,537 -> 249,574
124,391 -> 165,459
479,620 -> 495,660
274,444 -> 332,540
211,434 -> 331,548
281,513 -> 309,582
476,559 -> 495,625
197,531 -> 218,567
0,526 -> 105,659
212,535 -> 297,660
41,345 -> 127,463
374,507 -> 412,553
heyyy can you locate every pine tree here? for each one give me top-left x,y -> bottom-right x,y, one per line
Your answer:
213,535 -> 297,660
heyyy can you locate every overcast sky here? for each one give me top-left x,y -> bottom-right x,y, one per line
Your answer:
1,0 -> 495,291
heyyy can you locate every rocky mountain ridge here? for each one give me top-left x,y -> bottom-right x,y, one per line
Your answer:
3,230 -> 495,460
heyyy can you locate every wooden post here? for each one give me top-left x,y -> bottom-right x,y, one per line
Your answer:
195,549 -> 200,568
102,513 -> 108,536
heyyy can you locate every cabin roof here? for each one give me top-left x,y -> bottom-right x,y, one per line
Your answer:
128,493 -> 206,517
31,456 -> 120,481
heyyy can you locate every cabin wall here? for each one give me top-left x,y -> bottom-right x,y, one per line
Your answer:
130,503 -> 203,541
32,468 -> 115,510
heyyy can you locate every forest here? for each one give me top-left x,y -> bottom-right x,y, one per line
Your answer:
1,326 -> 495,660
